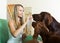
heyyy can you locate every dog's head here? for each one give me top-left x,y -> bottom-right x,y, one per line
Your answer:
32,22 -> 41,34
32,14 -> 43,22
32,21 -> 49,39
32,12 -> 53,26
40,12 -> 53,26
32,21 -> 43,39
32,21 -> 49,34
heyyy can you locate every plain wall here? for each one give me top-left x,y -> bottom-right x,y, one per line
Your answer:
0,0 -> 7,19
0,0 -> 60,22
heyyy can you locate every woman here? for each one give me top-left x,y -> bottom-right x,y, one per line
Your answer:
7,4 -> 31,43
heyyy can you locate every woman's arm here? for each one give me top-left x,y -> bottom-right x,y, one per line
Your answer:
13,21 -> 28,37
8,17 -> 30,37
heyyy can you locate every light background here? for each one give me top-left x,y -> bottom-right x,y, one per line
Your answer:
0,0 -> 60,22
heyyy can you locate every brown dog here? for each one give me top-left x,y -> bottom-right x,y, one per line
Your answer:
32,21 -> 60,43
32,12 -> 60,35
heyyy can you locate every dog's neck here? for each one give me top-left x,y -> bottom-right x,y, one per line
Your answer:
39,27 -> 51,43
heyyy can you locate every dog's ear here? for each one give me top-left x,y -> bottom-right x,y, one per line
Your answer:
48,15 -> 53,25
32,22 -> 37,28
44,14 -> 53,25
40,12 -> 53,25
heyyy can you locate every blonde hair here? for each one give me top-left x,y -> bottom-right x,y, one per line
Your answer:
13,4 -> 24,29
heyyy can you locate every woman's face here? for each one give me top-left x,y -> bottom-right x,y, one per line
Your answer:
17,6 -> 24,17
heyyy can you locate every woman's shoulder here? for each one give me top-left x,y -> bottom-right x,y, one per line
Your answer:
8,19 -> 15,25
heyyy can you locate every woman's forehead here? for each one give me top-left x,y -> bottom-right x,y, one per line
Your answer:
17,6 -> 24,10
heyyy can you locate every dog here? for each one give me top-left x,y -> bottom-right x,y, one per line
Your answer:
32,21 -> 60,43
32,12 -> 60,35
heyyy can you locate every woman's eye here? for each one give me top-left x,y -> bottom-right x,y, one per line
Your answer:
19,10 -> 24,12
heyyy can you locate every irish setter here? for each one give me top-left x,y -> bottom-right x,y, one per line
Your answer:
32,21 -> 60,43
32,12 -> 60,35
32,12 -> 60,43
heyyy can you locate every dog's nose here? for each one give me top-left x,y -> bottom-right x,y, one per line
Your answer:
32,22 -> 36,28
